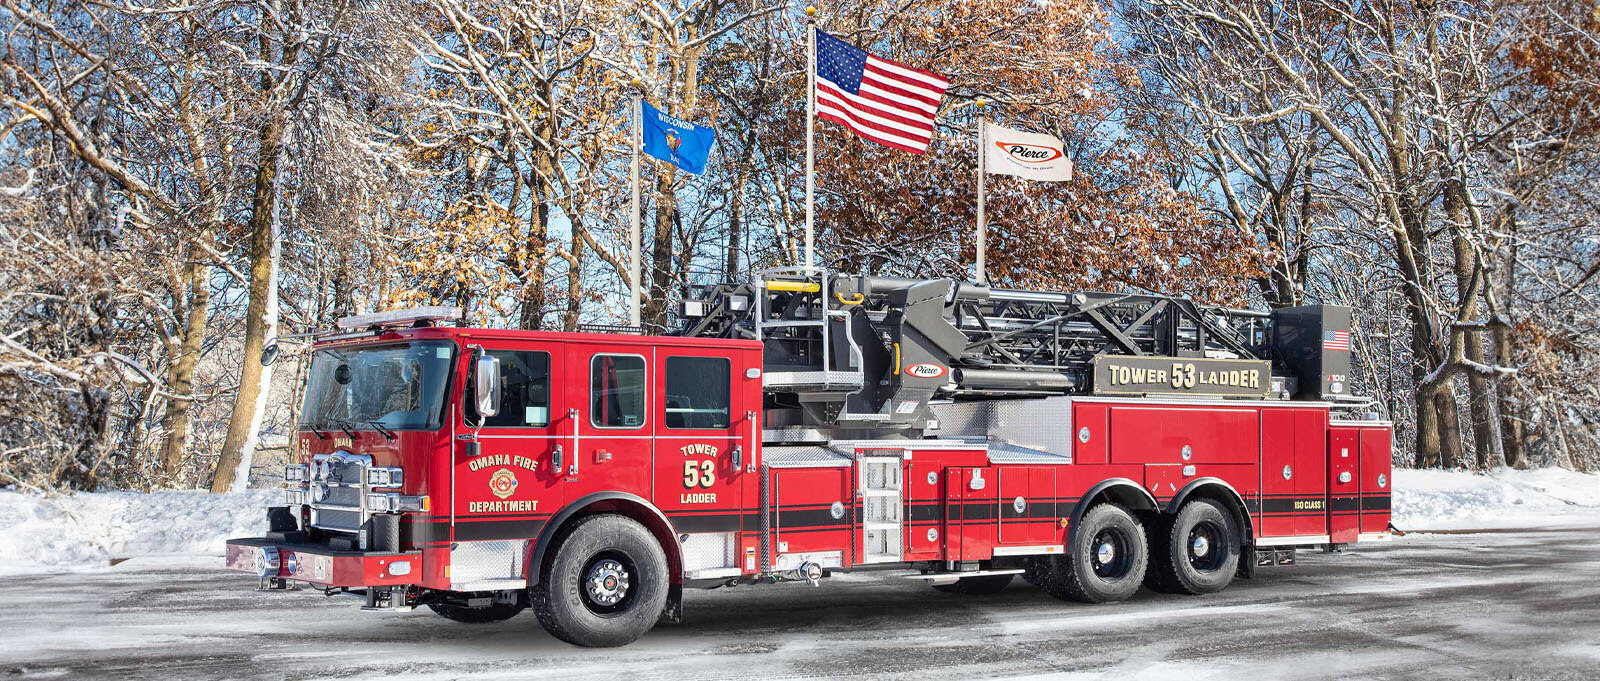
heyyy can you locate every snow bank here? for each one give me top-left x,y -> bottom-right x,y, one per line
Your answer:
0,468 -> 1593,575
1390,467 -> 1600,531
0,488 -> 276,576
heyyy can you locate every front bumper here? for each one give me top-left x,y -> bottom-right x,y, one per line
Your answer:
225,538 -> 421,587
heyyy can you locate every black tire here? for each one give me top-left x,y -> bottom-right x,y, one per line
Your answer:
428,600 -> 526,624
1039,503 -> 1148,603
931,574 -> 1014,595
531,514 -> 669,647
1145,498 -> 1240,595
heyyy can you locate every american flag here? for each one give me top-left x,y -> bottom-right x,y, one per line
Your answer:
1323,329 -> 1350,352
814,29 -> 950,154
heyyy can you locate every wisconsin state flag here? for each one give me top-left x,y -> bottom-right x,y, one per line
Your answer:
641,100 -> 716,175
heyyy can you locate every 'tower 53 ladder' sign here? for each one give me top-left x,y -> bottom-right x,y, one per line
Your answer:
1092,356 -> 1272,398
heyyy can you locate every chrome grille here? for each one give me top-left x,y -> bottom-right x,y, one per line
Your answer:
313,508 -> 361,530
308,452 -> 372,534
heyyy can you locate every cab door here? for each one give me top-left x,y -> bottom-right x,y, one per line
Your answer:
653,349 -> 746,535
453,342 -> 565,542
566,347 -> 654,503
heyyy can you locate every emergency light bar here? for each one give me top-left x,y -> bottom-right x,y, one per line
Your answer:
336,306 -> 462,330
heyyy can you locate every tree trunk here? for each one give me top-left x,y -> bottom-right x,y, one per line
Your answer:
1434,387 -> 1464,469
160,258 -> 210,483
211,120 -> 284,493
564,219 -> 584,331
1444,182 -> 1503,469
1413,387 -> 1441,468
518,197 -> 550,330
1496,210 -> 1528,469
726,132 -> 757,282
644,172 -> 677,330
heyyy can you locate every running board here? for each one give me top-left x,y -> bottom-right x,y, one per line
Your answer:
903,568 -> 1025,584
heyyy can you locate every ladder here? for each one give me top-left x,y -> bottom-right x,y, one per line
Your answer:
858,456 -> 904,563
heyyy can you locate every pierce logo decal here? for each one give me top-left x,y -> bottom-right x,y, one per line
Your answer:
994,141 -> 1064,164
904,363 -> 948,379
488,468 -> 519,499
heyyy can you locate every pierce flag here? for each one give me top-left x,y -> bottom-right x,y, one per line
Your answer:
640,100 -> 716,175
984,122 -> 1072,182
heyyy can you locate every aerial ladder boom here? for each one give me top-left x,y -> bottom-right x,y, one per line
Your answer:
677,268 -> 1357,440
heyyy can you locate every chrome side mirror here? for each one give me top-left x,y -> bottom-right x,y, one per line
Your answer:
474,354 -> 501,418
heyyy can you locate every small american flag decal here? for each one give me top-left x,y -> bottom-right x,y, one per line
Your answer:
1323,330 -> 1350,351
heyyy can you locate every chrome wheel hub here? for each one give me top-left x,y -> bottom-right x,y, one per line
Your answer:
1191,534 -> 1210,558
1095,541 -> 1116,565
584,559 -> 630,607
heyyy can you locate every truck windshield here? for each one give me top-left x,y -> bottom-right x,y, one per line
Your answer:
299,340 -> 456,432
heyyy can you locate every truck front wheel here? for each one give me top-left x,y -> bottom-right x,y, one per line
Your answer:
1145,498 -> 1240,595
532,513 -> 669,647
1041,503 -> 1148,603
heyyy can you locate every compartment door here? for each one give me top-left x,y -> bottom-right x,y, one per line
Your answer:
1360,428 -> 1393,535
1258,409 -> 1296,537
904,461 -> 944,561
1327,429 -> 1360,543
1293,409 -> 1330,537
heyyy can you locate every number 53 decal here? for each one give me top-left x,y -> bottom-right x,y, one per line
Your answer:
682,459 -> 715,488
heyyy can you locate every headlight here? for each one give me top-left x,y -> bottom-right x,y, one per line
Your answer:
367,493 -> 428,513
367,493 -> 393,513
284,464 -> 309,482
366,467 -> 404,488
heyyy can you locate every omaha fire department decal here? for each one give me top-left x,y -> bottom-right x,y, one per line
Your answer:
489,468 -> 518,499
468,468 -> 537,513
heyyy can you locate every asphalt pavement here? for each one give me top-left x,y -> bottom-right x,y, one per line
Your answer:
3,525 -> 1598,680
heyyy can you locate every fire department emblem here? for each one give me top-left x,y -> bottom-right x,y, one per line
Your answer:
488,468 -> 519,499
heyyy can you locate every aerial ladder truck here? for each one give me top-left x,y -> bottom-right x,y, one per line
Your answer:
228,268 -> 1392,647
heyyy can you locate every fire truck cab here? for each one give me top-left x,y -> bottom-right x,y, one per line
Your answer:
228,270 -> 1393,648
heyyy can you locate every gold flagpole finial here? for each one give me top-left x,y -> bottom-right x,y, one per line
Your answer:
975,97 -> 989,108
805,6 -> 817,18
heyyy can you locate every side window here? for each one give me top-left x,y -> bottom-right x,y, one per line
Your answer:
664,356 -> 730,429
465,350 -> 551,427
591,354 -> 646,428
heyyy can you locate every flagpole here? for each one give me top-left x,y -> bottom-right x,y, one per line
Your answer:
975,98 -> 988,284
804,6 -> 817,270
629,83 -> 643,327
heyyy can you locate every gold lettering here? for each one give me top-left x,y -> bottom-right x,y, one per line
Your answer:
468,500 -> 539,513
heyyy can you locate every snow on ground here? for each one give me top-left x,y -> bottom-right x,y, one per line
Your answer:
0,467 -> 1593,575
1390,466 -> 1599,531
0,488 -> 276,576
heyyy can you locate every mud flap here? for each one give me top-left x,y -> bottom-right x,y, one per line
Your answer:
1237,545 -> 1257,580
658,584 -> 684,625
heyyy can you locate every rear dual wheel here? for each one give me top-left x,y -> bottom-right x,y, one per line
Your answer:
1145,498 -> 1241,595
1030,503 -> 1149,603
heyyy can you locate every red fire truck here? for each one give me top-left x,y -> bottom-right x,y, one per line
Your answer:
227,268 -> 1392,647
